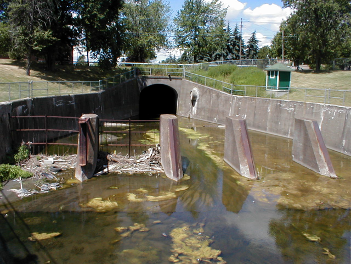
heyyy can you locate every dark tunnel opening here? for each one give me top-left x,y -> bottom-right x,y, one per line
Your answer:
139,84 -> 178,120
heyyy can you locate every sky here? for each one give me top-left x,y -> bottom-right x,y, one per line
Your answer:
155,0 -> 293,62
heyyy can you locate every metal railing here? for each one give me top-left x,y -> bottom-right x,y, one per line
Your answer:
99,119 -> 160,157
183,71 -> 351,107
137,67 -> 184,77
1,70 -> 135,102
11,115 -> 79,155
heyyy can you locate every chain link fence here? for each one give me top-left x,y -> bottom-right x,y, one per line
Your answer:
0,70 -> 135,102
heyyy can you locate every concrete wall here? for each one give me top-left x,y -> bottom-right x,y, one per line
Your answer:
174,79 -> 351,157
1,76 -> 350,160
0,79 -> 140,160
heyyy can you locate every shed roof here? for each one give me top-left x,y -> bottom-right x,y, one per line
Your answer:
265,63 -> 293,72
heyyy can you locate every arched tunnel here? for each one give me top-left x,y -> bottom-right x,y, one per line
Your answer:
139,84 -> 178,120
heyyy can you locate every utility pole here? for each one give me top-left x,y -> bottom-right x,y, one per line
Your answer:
239,18 -> 242,65
282,29 -> 285,62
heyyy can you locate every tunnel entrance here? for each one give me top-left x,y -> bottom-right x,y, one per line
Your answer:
139,84 -> 178,120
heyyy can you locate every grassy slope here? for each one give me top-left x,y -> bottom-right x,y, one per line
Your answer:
0,59 -> 127,83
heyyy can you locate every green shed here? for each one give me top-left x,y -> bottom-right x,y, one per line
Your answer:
265,63 -> 293,90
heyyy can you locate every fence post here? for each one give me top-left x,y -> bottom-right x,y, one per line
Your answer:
99,80 -> 102,92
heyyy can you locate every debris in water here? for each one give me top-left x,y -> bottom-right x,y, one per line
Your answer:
323,248 -> 336,259
28,232 -> 61,241
302,233 -> 321,242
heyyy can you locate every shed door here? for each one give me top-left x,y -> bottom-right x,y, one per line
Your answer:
279,72 -> 290,89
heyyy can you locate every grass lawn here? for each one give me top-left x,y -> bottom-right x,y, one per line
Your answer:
0,59 -> 130,101
280,71 -> 351,106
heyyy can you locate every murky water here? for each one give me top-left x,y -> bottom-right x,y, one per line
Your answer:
1,117 -> 350,263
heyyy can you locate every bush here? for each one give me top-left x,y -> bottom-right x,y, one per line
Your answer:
0,164 -> 32,183
14,144 -> 30,164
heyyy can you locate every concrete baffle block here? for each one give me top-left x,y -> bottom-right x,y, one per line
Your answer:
75,114 -> 99,182
292,118 -> 337,178
224,117 -> 258,180
160,114 -> 183,181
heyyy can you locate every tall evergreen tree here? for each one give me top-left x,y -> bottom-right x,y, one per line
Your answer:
246,31 -> 259,59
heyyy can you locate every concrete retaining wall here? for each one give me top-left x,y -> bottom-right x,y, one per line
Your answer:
175,79 -> 351,156
0,79 -> 140,160
1,76 -> 350,161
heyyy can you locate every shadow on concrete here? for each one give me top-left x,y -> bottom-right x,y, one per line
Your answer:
139,84 -> 178,120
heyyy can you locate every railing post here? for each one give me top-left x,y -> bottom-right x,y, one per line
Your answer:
128,118 -> 131,157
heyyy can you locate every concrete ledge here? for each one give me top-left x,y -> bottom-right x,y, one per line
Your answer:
160,114 -> 183,181
224,117 -> 258,180
292,118 -> 337,178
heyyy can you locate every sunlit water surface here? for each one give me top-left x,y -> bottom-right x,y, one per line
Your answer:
1,117 -> 350,264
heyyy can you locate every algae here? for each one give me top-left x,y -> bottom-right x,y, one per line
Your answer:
169,223 -> 226,263
80,197 -> 118,212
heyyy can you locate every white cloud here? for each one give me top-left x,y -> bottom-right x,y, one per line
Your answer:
243,4 -> 292,31
256,32 -> 271,47
223,0 -> 246,20
203,0 -> 246,20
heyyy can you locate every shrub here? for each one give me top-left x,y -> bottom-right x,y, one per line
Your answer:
0,164 -> 32,183
14,144 -> 30,164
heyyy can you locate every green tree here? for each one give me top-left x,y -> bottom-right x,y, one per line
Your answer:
257,45 -> 271,59
74,0 -> 123,68
121,0 -> 170,62
0,22 -> 10,57
42,0 -> 77,70
246,31 -> 259,59
0,0 -> 9,21
282,0 -> 351,71
8,0 -> 57,75
174,0 -> 227,63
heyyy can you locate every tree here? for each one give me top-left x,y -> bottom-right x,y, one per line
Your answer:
0,22 -> 10,57
257,46 -> 271,59
74,0 -> 123,68
246,31 -> 259,59
282,0 -> 351,71
174,0 -> 227,63
8,0 -> 57,75
0,0 -> 9,21
121,0 -> 170,62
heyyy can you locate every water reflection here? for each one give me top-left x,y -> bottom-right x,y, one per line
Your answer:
0,117 -> 350,263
